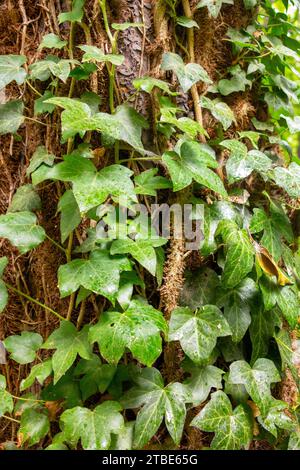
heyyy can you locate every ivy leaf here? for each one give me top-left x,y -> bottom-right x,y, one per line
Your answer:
243,0 -> 258,8
191,390 -> 252,450
89,299 -> 167,366
228,359 -> 281,415
42,321 -> 92,384
218,66 -> 251,95
111,238 -> 167,276
0,374 -> 13,417
0,100 -> 24,135
58,190 -> 81,243
0,55 -> 27,89
196,0 -> 234,18
121,367 -> 191,448
275,329 -> 299,386
183,360 -> 224,406
221,140 -> 271,182
161,52 -> 212,93
33,156 -> 136,213
26,146 -> 55,176
20,359 -> 52,391
180,267 -> 220,310
133,77 -> 177,96
280,115 -> 300,134
273,163 -> 300,198
8,184 -> 41,213
216,278 -> 257,343
163,142 -> 227,196
0,211 -> 46,254
60,401 -> 124,450
34,91 -> 56,115
58,0 -> 85,23
29,58 -> 75,83
58,248 -> 132,303
288,430 -> 300,450
134,168 -> 171,196
39,33 -> 67,50
250,307 -> 276,364
79,45 -> 124,66
18,407 -> 50,447
3,332 -> 43,364
111,22 -> 144,31
41,368 -> 81,408
169,305 -> 231,364
176,16 -> 199,28
201,96 -> 236,130
0,257 -> 8,314
216,220 -> 254,288
257,399 -> 295,437
45,98 -> 148,149
74,354 -> 116,401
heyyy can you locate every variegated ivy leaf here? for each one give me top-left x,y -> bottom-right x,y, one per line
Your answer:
183,359 -> 224,406
89,299 -> 167,366
288,430 -> 300,450
58,248 -> 132,304
0,100 -> 24,135
45,98 -> 148,149
58,0 -> 85,23
0,211 -> 46,254
161,52 -> 212,93
216,220 -> 255,289
0,257 -> 8,314
221,139 -> 272,183
32,156 -> 137,214
257,398 -> 295,437
0,374 -> 13,417
281,115 -> 300,134
169,305 -> 231,364
121,367 -> 191,448
216,277 -> 258,343
78,45 -> 124,66
42,321 -> 92,384
249,306 -> 276,364
228,359 -> 281,416
162,141 -> 227,196
191,390 -> 252,450
249,200 -> 293,261
8,184 -> 41,213
4,331 -> 43,364
201,96 -> 236,130
59,401 -> 124,450
273,162 -> 300,198
275,329 -> 300,387
0,55 -> 27,89
18,405 -> 50,447
196,0 -> 234,18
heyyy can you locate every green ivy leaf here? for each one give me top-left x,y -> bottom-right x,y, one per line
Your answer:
39,33 -> 67,50
162,142 -> 227,196
20,359 -> 53,391
191,390 -> 252,450
257,399 -> 295,437
29,58 -> 75,83
169,305 -> 231,364
201,96 -> 236,130
250,307 -> 276,364
0,374 -> 13,417
111,22 -> 144,31
288,429 -> 300,450
79,45 -> 124,66
26,146 -> 55,176
216,220 -> 254,288
18,407 -> 50,447
133,76 -> 177,95
273,163 -> 300,198
33,156 -> 136,213
216,278 -> 257,343
121,367 -> 191,448
60,401 -> 124,450
0,211 -> 46,253
34,91 -> 56,115
45,98 -> 148,149
74,354 -> 116,401
0,257 -> 8,314
4,331 -> 43,364
228,359 -> 281,415
161,52 -> 212,93
221,140 -> 272,182
41,369 -> 81,408
275,329 -> 299,386
196,0 -> 234,18
183,360 -> 224,406
134,168 -> 171,196
58,0 -> 85,23
58,248 -> 132,303
58,190 -> 81,243
218,65 -> 251,95
0,55 -> 27,89
42,321 -> 92,384
176,16 -> 199,28
180,267 -> 220,310
89,299 -> 167,366
0,100 -> 24,135
8,185 -> 41,213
